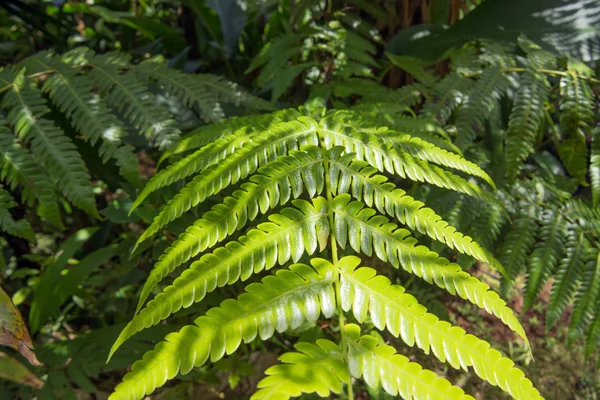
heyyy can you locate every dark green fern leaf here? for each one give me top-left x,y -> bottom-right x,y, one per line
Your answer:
505,70 -> 548,182
568,250 -> 600,345
135,58 -> 271,123
499,216 -> 538,296
0,185 -> 35,242
546,229 -> 587,330
523,209 -> 567,311
0,69 -> 99,219
86,52 -> 180,150
455,66 -> 511,150
557,68 -> 594,185
21,53 -> 142,187
0,118 -> 62,227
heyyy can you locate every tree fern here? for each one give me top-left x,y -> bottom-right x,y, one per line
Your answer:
109,107 -> 537,399
0,47 -> 267,237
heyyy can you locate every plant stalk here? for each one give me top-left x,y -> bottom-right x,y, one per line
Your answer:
324,157 -> 354,400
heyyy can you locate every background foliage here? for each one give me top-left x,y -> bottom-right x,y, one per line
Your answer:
0,0 -> 599,399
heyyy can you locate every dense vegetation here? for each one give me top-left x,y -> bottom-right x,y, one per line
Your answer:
0,1 -> 598,399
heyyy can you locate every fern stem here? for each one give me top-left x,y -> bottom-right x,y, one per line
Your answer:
325,158 -> 354,400
0,70 -> 55,95
501,67 -> 600,84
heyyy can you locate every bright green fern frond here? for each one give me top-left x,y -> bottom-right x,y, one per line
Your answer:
328,152 -> 503,271
109,259 -> 337,400
547,229 -> 587,330
87,53 -> 180,150
568,250 -> 600,345
344,325 -> 475,400
337,257 -> 539,400
345,114 -> 492,186
320,115 -> 499,204
159,109 -> 303,163
135,118 -> 320,245
112,198 -> 329,357
524,209 -> 567,310
253,339 -> 349,399
130,128 -> 253,213
505,70 -> 548,182
0,69 -> 99,218
0,119 -> 62,227
390,133 -> 494,188
132,153 -> 326,314
455,66 -> 511,150
0,185 -> 35,242
331,198 -> 523,339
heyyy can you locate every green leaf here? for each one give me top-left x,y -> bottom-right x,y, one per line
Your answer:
111,198 -> 329,358
338,258 -> 540,400
387,0 -> 600,63
345,326 -> 474,400
110,260 -> 337,400
0,352 -> 43,388
28,227 -> 100,333
253,339 -> 349,399
0,286 -> 40,365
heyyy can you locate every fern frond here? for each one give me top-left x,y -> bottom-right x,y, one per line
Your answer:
132,152 -> 326,314
505,70 -> 548,182
328,152 -> 503,271
0,69 -> 99,218
355,83 -> 424,109
0,185 -> 35,242
159,109 -> 303,162
523,209 -> 567,310
253,339 -> 349,399
320,115 -> 499,204
0,119 -> 62,227
337,257 -> 539,400
585,310 -> 600,358
135,118 -> 320,245
500,216 -> 538,295
568,250 -> 600,344
547,229 -> 587,330
87,53 -> 180,150
344,325 -> 475,400
331,198 -> 523,339
130,128 -> 253,213
557,68 -> 594,184
455,66 -> 511,150
421,72 -> 472,126
345,114 -> 492,187
592,127 -> 600,207
109,259 -> 337,400
111,198 -> 329,358
135,58 -> 271,123
24,54 -> 142,186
